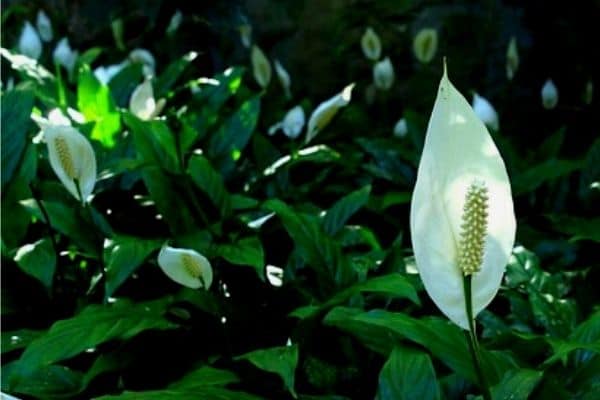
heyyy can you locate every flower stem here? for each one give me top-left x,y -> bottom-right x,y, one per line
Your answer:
29,182 -> 60,258
463,275 -> 491,400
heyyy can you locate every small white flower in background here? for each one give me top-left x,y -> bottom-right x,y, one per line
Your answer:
129,48 -> 155,78
306,83 -> 354,144
360,27 -> 381,61
373,56 -> 394,91
18,21 -> 42,60
413,28 -> 438,64
239,23 -> 252,48
410,64 -> 516,330
269,106 -> 306,139
583,80 -> 593,105
266,265 -> 284,287
53,38 -> 78,75
472,93 -> 499,131
158,245 -> 213,289
36,10 -> 53,42
166,9 -> 183,35
506,36 -> 519,80
43,125 -> 97,203
93,62 -> 127,85
274,60 -> 292,99
129,79 -> 166,121
251,45 -> 271,88
541,79 -> 558,109
393,117 -> 408,138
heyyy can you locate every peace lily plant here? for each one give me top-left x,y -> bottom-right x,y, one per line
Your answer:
410,61 -> 516,399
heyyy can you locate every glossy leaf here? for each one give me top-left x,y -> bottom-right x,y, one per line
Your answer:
236,345 -> 299,397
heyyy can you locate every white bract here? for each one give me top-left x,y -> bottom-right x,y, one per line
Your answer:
541,79 -> 558,109
393,117 -> 408,138
373,57 -> 394,90
269,106 -> 306,139
53,38 -> 78,75
36,10 -> 53,42
43,125 -> 97,203
158,245 -> 213,289
129,48 -> 155,78
274,60 -> 292,99
306,83 -> 354,143
506,37 -> 519,80
129,79 -> 166,121
251,45 -> 271,88
413,28 -> 438,64
94,62 -> 127,85
18,21 -> 42,60
166,9 -> 183,35
472,93 -> 499,131
361,27 -> 382,61
410,65 -> 516,330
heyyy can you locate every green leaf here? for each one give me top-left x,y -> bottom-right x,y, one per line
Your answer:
376,346 -> 441,400
155,51 -> 198,97
77,65 -> 121,147
323,185 -> 371,235
513,159 -> 582,195
2,361 -> 83,399
11,298 -> 177,378
546,215 -> 600,242
96,387 -> 263,400
169,366 -> 240,389
544,310 -> 600,365
1,329 -> 44,354
216,236 -> 265,280
14,238 -> 56,292
124,112 -> 179,172
108,62 -> 144,107
236,345 -> 299,397
490,369 -> 543,400
187,154 -> 231,216
103,235 -> 163,299
1,87 -> 34,190
290,274 -> 419,319
207,96 -> 260,172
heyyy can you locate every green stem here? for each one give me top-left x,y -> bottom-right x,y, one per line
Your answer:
55,63 -> 67,110
29,183 -> 60,258
463,275 -> 491,400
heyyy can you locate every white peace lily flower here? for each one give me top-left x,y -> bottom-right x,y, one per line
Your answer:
274,60 -> 292,99
18,21 -> 42,60
32,108 -> 71,131
94,62 -> 128,85
373,57 -> 394,91
360,27 -> 381,61
268,106 -> 305,139
251,45 -> 271,88
53,38 -> 78,74
36,10 -> 53,42
43,125 -> 97,203
166,9 -> 183,35
393,118 -> 408,138
266,265 -> 284,287
129,48 -> 156,78
506,37 -> 519,80
239,24 -> 252,48
306,83 -> 354,143
129,79 -> 166,121
541,79 -> 558,109
472,93 -> 499,131
410,64 -> 516,330
413,28 -> 438,64
158,245 -> 213,289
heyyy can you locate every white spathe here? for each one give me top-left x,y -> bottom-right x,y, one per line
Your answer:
373,57 -> 394,91
53,38 -> 78,74
361,27 -> 381,61
251,45 -> 271,88
166,9 -> 183,35
129,79 -> 165,121
274,60 -> 292,99
472,93 -> 499,131
410,65 -> 516,330
158,245 -> 213,289
94,62 -> 127,85
44,125 -> 97,203
306,83 -> 354,143
36,10 -> 53,42
541,79 -> 558,109
413,28 -> 438,64
239,24 -> 252,48
393,118 -> 408,138
269,106 -> 306,139
129,48 -> 155,78
18,21 -> 42,60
